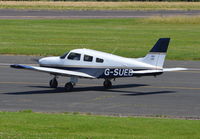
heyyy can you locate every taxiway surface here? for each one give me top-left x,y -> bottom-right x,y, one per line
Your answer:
0,55 -> 200,118
0,9 -> 200,19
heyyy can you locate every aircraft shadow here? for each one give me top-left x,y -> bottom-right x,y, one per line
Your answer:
4,84 -> 146,95
120,91 -> 175,96
4,83 -> 176,96
4,87 -> 67,95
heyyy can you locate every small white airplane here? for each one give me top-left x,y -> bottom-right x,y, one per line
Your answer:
11,38 -> 189,91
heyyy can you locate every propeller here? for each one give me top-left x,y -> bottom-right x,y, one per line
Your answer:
30,58 -> 40,64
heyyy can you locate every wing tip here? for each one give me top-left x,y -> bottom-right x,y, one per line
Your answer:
10,64 -> 22,69
10,64 -> 34,70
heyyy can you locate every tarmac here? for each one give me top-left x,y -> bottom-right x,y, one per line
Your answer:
0,9 -> 200,117
0,55 -> 200,118
0,9 -> 200,19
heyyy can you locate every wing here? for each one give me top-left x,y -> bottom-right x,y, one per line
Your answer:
10,64 -> 96,79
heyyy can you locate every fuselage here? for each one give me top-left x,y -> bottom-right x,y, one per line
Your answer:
39,49 -> 161,78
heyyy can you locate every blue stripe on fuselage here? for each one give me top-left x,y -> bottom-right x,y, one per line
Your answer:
41,66 -> 162,78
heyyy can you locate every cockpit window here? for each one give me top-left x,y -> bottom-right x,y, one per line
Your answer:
67,52 -> 81,61
96,58 -> 104,63
60,52 -> 69,59
84,55 -> 93,62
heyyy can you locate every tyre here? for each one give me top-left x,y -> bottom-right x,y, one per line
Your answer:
49,79 -> 58,88
103,80 -> 112,89
65,82 -> 73,92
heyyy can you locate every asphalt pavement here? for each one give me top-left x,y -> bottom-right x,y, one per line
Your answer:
0,9 -> 200,19
0,55 -> 200,118
0,9 -> 200,117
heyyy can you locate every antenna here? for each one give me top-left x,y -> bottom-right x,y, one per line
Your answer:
111,47 -> 118,54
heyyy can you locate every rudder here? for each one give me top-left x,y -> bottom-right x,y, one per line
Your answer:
140,38 -> 170,68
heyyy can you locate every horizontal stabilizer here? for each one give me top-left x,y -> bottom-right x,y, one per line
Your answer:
130,70 -> 163,74
10,64 -> 96,79
130,67 -> 192,76
163,68 -> 188,72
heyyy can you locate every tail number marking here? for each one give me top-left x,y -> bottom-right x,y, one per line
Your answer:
104,69 -> 133,77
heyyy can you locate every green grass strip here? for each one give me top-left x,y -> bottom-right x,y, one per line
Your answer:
0,17 -> 200,60
0,111 -> 200,139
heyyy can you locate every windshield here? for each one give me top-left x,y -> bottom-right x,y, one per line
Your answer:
67,52 -> 81,61
60,52 -> 69,59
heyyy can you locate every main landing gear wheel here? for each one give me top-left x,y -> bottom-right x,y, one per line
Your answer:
65,82 -> 74,92
103,79 -> 112,89
49,78 -> 58,88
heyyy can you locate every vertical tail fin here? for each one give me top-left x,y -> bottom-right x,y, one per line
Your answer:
140,38 -> 170,68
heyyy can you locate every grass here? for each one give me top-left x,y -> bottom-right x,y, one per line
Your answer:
0,111 -> 200,139
1,1 -> 200,10
0,17 -> 200,60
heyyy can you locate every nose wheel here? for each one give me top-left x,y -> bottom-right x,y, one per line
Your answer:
103,79 -> 112,89
49,78 -> 58,88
